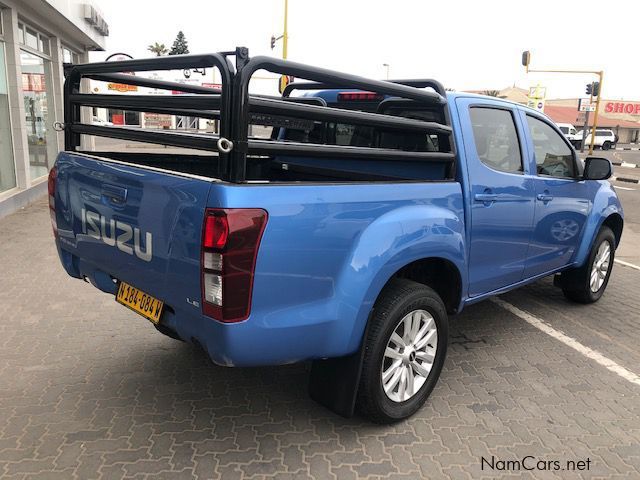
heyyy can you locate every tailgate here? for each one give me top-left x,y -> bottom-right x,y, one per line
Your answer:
55,152 -> 213,314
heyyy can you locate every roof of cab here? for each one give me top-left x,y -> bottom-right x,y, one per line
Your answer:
299,88 -> 549,118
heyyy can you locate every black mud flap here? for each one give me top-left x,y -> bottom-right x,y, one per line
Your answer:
308,315 -> 372,418
308,347 -> 365,418
553,274 -> 564,288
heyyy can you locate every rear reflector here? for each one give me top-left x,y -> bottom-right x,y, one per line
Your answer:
337,91 -> 383,101
201,208 -> 268,322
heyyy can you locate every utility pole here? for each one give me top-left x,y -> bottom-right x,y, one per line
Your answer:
581,110 -> 590,153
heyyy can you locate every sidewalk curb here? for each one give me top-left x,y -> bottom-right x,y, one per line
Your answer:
611,162 -> 640,169
612,176 -> 640,184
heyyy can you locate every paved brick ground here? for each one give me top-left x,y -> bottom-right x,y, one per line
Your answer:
1,199 -> 639,479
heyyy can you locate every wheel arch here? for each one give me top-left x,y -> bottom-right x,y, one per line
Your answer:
309,256 -> 461,419
573,186 -> 623,267
383,257 -> 463,315
602,212 -> 623,247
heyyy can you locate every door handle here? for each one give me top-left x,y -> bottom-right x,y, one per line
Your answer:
536,193 -> 554,203
101,184 -> 128,206
474,193 -> 498,203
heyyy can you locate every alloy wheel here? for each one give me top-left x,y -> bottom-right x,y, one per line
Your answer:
590,240 -> 611,292
381,309 -> 438,403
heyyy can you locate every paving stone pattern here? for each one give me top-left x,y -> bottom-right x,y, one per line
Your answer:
1,199 -> 638,479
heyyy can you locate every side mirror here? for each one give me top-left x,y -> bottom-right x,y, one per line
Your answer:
583,157 -> 612,180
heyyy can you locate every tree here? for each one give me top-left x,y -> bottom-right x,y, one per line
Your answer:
147,42 -> 168,56
169,31 -> 189,55
483,89 -> 501,97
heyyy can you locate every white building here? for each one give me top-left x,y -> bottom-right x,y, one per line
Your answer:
0,0 -> 108,218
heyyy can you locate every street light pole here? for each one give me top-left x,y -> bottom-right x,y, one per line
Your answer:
383,63 -> 390,80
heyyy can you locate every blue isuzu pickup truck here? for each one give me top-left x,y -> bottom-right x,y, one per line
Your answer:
50,48 -> 622,422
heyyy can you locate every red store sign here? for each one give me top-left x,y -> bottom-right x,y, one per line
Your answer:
22,73 -> 46,92
605,102 -> 640,115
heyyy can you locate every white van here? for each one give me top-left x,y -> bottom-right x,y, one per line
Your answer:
556,123 -> 578,139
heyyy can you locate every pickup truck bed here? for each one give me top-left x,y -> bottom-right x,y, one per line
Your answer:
78,150 -> 450,183
51,47 -> 622,423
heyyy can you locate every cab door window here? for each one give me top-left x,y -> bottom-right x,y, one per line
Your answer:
469,107 -> 523,173
526,115 -> 576,178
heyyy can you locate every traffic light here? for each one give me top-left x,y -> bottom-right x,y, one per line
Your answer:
586,83 -> 593,96
270,35 -> 276,50
521,50 -> 531,68
592,81 -> 600,97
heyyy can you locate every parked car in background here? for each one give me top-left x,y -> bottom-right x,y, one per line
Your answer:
556,123 -> 583,147
571,129 -> 617,150
557,122 -> 578,139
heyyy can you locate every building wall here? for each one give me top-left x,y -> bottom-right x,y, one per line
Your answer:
43,0 -> 107,47
546,98 -> 640,145
0,0 -> 106,219
616,128 -> 639,144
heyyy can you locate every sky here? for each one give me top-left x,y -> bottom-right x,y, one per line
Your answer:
91,0 -> 640,100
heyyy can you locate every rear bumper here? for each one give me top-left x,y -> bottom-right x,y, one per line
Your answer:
56,243 -> 354,367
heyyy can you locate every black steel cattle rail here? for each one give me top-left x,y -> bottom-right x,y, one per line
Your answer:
63,47 -> 455,182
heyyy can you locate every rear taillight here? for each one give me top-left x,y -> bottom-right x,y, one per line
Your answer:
337,91 -> 383,101
201,208 -> 268,323
48,166 -> 58,238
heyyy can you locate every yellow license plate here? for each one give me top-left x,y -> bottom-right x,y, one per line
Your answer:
116,281 -> 164,324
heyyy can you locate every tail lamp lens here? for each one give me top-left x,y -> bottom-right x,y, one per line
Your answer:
203,214 -> 228,249
203,251 -> 223,271
203,273 -> 223,305
201,209 -> 268,323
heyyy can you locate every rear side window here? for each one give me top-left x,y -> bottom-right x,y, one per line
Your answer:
469,107 -> 523,173
559,126 -> 569,134
526,115 -> 576,178
283,106 -> 445,152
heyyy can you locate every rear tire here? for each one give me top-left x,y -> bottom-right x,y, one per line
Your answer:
602,141 -> 611,151
561,226 -> 615,304
357,279 -> 448,423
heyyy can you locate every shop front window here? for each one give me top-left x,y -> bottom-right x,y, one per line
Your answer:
21,50 -> 56,180
62,46 -> 78,64
25,27 -> 38,50
108,109 -> 140,126
0,42 -> 16,193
